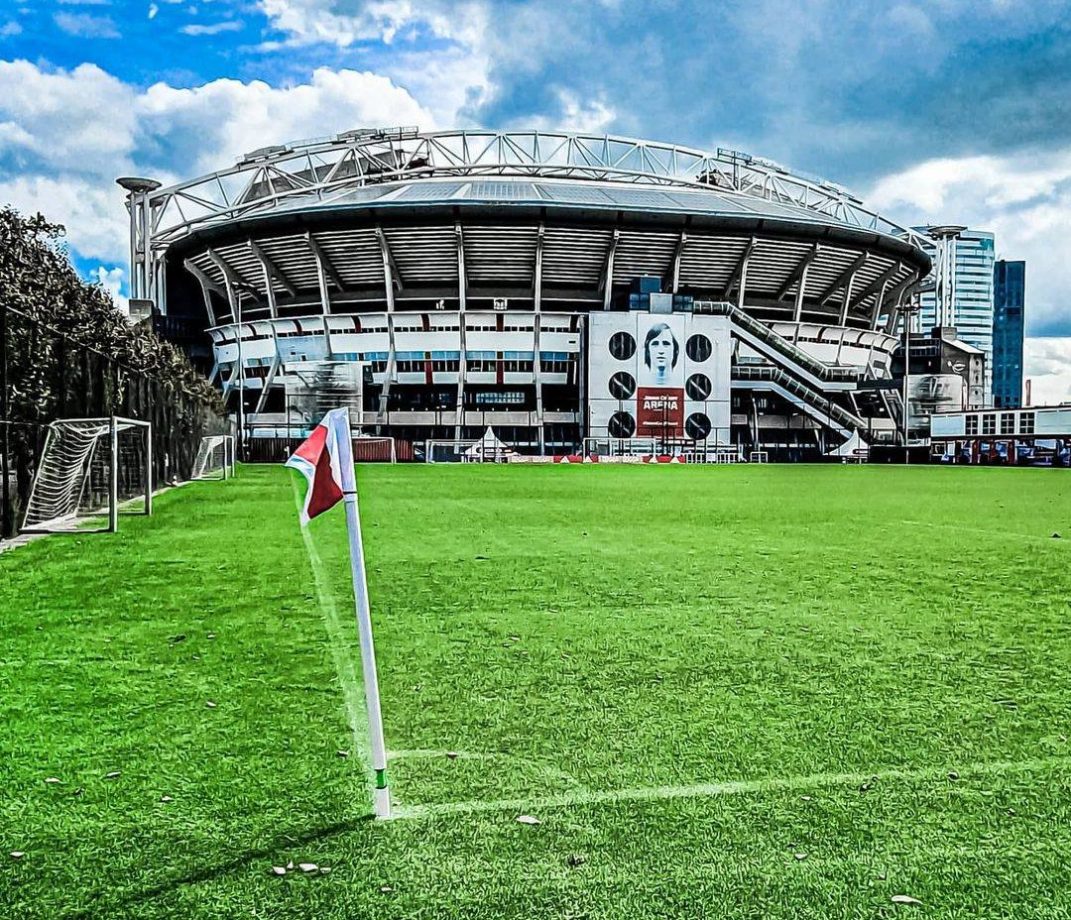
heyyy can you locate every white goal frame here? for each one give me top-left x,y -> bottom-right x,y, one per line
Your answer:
424,439 -> 476,463
352,435 -> 398,464
22,416 -> 152,534
191,434 -> 236,480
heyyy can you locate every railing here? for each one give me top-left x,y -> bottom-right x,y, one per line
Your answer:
696,300 -> 860,385
732,365 -> 865,432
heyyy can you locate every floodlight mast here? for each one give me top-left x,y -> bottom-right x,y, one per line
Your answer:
116,177 -> 162,306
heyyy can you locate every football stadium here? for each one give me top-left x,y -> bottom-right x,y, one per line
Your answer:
122,128 -> 931,459
7,130 -> 1071,920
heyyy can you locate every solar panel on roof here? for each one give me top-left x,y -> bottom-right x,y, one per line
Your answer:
391,182 -> 467,201
462,181 -> 541,200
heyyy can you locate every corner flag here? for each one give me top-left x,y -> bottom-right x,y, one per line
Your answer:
285,409 -> 346,525
286,408 -> 391,819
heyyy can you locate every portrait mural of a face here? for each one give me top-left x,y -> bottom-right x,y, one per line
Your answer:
635,318 -> 685,435
640,322 -> 682,388
588,312 -> 731,445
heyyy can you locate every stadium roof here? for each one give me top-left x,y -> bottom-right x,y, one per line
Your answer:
123,129 -> 929,255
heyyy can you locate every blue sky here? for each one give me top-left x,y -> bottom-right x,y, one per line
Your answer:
3,0 -> 1071,393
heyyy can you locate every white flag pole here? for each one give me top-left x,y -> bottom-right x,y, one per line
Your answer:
333,407 -> 391,819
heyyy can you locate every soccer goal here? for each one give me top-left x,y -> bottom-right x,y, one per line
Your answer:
22,416 -> 152,534
424,440 -> 475,463
352,436 -> 397,463
191,435 -> 236,480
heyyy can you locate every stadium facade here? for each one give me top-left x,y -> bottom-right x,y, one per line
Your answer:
120,128 -> 932,458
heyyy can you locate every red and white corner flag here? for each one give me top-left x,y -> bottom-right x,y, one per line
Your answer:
285,407 -> 391,819
285,408 -> 346,526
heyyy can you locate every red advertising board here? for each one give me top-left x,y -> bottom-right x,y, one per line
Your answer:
636,387 -> 684,436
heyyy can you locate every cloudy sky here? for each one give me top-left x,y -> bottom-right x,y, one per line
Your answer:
2,0 -> 1070,399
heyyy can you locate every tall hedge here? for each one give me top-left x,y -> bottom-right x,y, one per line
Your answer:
0,206 -> 224,536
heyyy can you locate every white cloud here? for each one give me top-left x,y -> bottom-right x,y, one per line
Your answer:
0,174 -> 130,262
53,11 -> 121,38
0,21 -> 22,37
1025,337 -> 1071,406
0,62 -> 138,175
0,62 -> 437,266
867,150 -> 1071,337
522,91 -> 615,135
137,67 -> 435,177
148,4 -> 159,19
180,20 -> 242,35
257,0 -> 483,47
94,265 -> 129,315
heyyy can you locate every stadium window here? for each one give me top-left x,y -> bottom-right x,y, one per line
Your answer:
1020,412 -> 1035,435
540,358 -> 570,374
1000,413 -> 1015,435
965,415 -> 979,436
982,414 -> 996,435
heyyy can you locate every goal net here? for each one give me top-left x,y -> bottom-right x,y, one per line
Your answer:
424,440 -> 475,463
191,435 -> 235,480
22,417 -> 152,533
351,436 -> 397,463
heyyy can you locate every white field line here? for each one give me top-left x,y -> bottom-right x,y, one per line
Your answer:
392,754 -> 1071,820
292,480 -> 371,774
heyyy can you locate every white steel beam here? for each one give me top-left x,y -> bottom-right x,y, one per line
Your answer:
534,222 -> 545,454
304,233 -> 346,292
249,240 -> 297,299
819,252 -> 869,307
601,229 -> 620,311
723,236 -> 757,301
665,230 -> 688,294
455,222 -> 467,441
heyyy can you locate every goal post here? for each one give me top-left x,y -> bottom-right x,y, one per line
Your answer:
423,440 -> 474,463
22,416 -> 152,534
352,436 -> 397,464
192,434 -> 236,480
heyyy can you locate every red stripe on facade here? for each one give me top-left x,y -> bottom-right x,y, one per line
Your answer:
424,351 -> 433,386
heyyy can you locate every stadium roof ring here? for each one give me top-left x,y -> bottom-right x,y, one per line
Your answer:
124,129 -> 932,455
123,128 -> 930,330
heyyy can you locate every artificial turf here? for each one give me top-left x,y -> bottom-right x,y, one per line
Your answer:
3,463 -> 1071,918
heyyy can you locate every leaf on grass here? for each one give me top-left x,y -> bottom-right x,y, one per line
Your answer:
891,895 -> 922,905
160,795 -> 173,803
380,885 -> 393,893
10,852 -> 24,859
44,777 -> 60,784
446,752 -> 459,760
271,866 -> 287,876
299,863 -> 318,873
105,771 -> 121,779
206,701 -> 217,708
337,750 -> 349,758
794,853 -> 807,861
516,815 -> 541,825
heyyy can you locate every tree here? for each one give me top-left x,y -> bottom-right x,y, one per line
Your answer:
0,206 -> 224,536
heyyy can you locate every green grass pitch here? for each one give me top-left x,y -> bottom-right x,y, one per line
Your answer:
4,464 -> 1071,918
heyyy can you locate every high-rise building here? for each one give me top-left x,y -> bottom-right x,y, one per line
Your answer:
992,260 -> 1025,408
916,228 -> 996,400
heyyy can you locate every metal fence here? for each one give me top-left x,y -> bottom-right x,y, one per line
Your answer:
1,303 -> 227,539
